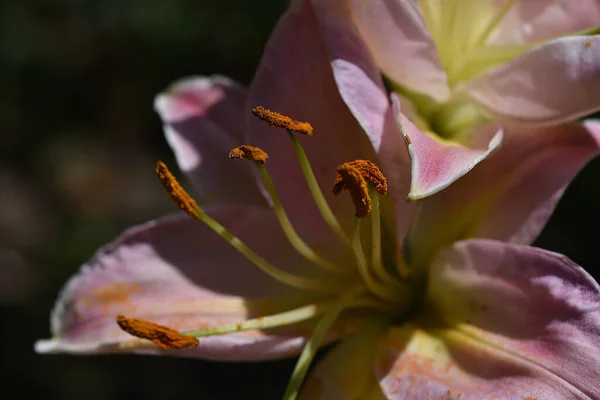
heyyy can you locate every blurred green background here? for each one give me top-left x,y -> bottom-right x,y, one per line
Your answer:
1,1 -> 599,399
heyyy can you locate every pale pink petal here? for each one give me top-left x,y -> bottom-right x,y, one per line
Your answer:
393,95 -> 503,200
466,36 -> 600,126
409,120 -> 600,265
301,321 -> 388,399
494,0 -> 600,44
345,0 -> 450,101
35,205 -> 325,360
245,0 -> 378,236
310,0 -> 414,240
375,239 -> 600,399
154,76 -> 264,205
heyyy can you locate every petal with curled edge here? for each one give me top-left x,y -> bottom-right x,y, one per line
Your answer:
35,205 -> 344,360
343,0 -> 450,101
466,36 -> 600,126
393,94 -> 503,200
154,76 -> 264,206
375,239 -> 600,399
408,120 -> 600,266
310,0 -> 414,241
245,0 -> 378,237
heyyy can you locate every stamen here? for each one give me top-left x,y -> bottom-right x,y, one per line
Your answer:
247,158 -> 349,276
180,300 -> 331,338
250,106 -> 351,246
287,133 -> 352,247
156,161 -> 342,293
196,209 -> 344,293
333,160 -> 388,196
252,106 -> 313,136
116,315 -> 199,349
334,164 -> 371,218
155,161 -> 201,219
228,145 -> 268,165
283,288 -> 363,400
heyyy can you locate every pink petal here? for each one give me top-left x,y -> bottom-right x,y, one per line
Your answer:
466,36 -> 600,126
154,76 -> 264,205
409,120 -> 600,266
375,239 -> 600,399
245,0 -> 378,236
310,0 -> 414,239
300,320 -> 388,399
494,0 -> 600,44
343,0 -> 450,101
35,205 -> 323,360
392,95 -> 503,200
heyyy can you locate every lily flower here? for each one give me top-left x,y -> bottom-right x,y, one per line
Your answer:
36,1 -> 600,399
309,0 -> 600,199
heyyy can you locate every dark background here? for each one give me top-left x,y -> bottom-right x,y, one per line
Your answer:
1,1 -> 598,399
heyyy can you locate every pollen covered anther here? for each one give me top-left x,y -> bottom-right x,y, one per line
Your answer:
229,145 -> 269,165
116,315 -> 199,350
334,164 -> 371,218
155,161 -> 201,219
251,106 -> 314,136
333,160 -> 388,196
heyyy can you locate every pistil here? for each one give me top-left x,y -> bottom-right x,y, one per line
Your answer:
351,218 -> 400,302
334,161 -> 411,303
369,185 -> 394,284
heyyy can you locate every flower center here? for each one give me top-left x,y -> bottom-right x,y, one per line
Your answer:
120,107 -> 414,399
395,0 -> 523,138
419,0 -> 520,86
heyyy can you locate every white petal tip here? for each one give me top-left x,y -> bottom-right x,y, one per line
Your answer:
34,339 -> 60,354
34,338 -> 106,354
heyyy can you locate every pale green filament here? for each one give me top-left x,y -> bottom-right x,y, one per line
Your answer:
180,301 -> 329,338
472,0 -> 516,49
419,0 -> 441,44
287,132 -> 352,248
351,219 -> 399,303
369,187 -> 400,287
255,162 -> 349,276
438,0 -> 459,70
193,204 -> 345,294
179,293 -> 389,339
283,288 -> 363,400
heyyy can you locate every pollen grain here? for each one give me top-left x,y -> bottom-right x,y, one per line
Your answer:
334,163 -> 371,218
252,106 -> 313,136
333,159 -> 387,196
155,161 -> 201,219
229,145 -> 269,165
116,315 -> 199,350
